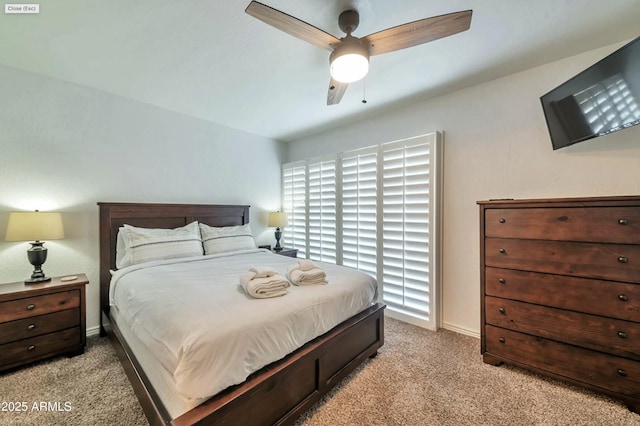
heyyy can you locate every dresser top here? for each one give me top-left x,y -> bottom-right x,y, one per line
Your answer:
0,274 -> 89,299
478,195 -> 640,207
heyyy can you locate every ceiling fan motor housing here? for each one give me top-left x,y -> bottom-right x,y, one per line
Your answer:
329,35 -> 370,83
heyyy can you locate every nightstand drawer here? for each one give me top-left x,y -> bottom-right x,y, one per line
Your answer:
0,290 -> 80,323
0,309 -> 80,345
0,327 -> 81,367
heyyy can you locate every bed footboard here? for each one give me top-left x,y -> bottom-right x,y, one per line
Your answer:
106,303 -> 384,426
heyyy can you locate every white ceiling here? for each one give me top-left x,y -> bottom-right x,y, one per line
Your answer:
1,1 -> 639,141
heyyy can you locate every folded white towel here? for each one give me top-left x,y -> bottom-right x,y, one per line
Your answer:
240,271 -> 290,298
287,263 -> 327,286
290,268 -> 327,285
249,266 -> 278,278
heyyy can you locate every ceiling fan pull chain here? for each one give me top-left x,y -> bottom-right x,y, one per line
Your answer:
362,77 -> 367,104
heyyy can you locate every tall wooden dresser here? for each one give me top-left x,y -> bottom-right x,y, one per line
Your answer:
478,196 -> 640,413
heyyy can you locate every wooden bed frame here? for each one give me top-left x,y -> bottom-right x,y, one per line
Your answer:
98,202 -> 385,426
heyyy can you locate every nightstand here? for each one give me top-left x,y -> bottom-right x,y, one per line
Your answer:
273,247 -> 298,258
0,274 -> 89,372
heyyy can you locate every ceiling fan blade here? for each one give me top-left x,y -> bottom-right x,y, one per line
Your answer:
327,78 -> 348,105
363,10 -> 472,56
246,1 -> 340,50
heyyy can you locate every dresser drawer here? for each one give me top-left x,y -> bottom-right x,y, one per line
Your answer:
0,290 -> 80,323
485,207 -> 640,244
485,267 -> 640,321
486,296 -> 640,360
485,325 -> 640,399
485,238 -> 640,283
0,327 -> 81,368
0,309 -> 80,345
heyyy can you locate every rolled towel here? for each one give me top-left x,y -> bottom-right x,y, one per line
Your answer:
289,267 -> 327,286
249,266 -> 278,278
297,259 -> 316,271
240,271 -> 290,298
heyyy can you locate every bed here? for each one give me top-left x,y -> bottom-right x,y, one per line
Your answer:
98,202 -> 385,426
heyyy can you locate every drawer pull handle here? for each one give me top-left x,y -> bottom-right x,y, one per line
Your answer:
498,307 -> 506,314
27,345 -> 36,351
617,369 -> 628,377
26,304 -> 35,311
618,256 -> 628,264
499,248 -> 506,254
619,294 -> 629,302
617,331 -> 628,339
27,324 -> 36,331
498,278 -> 506,284
499,218 -> 506,224
499,337 -> 505,344
618,219 -> 629,225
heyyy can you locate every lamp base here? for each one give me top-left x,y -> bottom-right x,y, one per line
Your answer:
274,227 -> 283,251
25,276 -> 52,284
25,241 -> 50,285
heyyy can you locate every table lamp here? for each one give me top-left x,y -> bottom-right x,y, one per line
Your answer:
5,210 -> 65,283
267,211 -> 288,252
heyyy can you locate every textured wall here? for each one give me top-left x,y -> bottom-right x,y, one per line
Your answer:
0,65 -> 285,333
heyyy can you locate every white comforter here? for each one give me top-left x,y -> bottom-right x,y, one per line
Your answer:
110,249 -> 377,400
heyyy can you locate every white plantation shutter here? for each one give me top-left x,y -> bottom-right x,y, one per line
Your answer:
381,137 -> 433,321
282,161 -> 307,258
280,133 -> 442,330
341,147 -> 378,277
308,158 -> 337,263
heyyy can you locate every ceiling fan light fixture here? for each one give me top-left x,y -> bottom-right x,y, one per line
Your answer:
330,36 -> 370,83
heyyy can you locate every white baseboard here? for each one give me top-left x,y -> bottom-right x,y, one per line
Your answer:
441,322 -> 480,339
86,325 -> 101,337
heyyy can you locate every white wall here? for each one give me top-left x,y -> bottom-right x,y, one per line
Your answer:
0,65 -> 285,334
286,41 -> 640,337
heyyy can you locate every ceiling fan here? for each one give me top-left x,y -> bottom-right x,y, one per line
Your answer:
245,1 -> 472,105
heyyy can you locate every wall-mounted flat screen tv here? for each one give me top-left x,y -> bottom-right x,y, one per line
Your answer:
541,36 -> 640,150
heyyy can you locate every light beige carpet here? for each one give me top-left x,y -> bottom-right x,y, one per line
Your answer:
1,317 -> 638,426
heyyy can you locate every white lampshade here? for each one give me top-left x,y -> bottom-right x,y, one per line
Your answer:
5,211 -> 65,242
330,35 -> 370,83
268,212 -> 288,228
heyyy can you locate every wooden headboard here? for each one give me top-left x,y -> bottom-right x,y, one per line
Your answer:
97,202 -> 250,319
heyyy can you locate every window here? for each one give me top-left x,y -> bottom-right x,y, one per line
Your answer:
281,133 -> 442,329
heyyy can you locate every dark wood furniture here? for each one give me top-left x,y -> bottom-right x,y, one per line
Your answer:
274,247 -> 298,258
478,195 -> 640,414
98,202 -> 385,426
0,274 -> 88,372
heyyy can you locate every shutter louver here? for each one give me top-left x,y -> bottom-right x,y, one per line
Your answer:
282,162 -> 307,258
342,148 -> 377,277
382,140 -> 431,320
308,158 -> 337,263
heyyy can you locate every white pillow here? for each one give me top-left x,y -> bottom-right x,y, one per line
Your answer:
116,221 -> 203,268
199,223 -> 256,255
